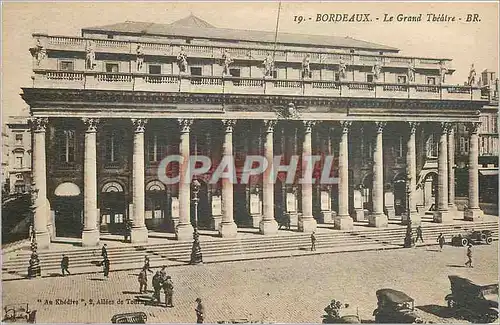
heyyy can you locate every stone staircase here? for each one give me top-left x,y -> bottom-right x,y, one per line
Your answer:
2,221 -> 497,280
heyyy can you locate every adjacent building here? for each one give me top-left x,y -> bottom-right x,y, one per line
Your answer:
21,15 -> 487,248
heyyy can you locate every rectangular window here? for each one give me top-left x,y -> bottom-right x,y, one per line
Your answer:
229,68 -> 241,77
334,72 -> 340,82
149,65 -> 161,75
60,61 -> 74,71
15,134 -> 23,145
272,70 -> 278,79
492,116 -> 497,133
15,156 -> 23,169
397,75 -> 407,84
426,77 -> 436,85
106,133 -> 118,163
395,136 -> 404,158
105,63 -> 119,73
367,74 -> 374,83
190,67 -> 202,76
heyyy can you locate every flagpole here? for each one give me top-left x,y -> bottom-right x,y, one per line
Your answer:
272,1 -> 282,65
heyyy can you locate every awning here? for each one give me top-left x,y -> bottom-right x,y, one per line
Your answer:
54,182 -> 81,197
479,170 -> 499,176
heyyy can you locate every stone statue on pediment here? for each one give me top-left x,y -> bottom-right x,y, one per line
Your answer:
373,59 -> 382,79
263,53 -> 274,77
85,40 -> 96,70
177,47 -> 188,73
302,54 -> 311,79
407,61 -> 416,82
222,49 -> 233,76
439,61 -> 448,84
136,44 -> 144,72
29,38 -> 47,66
338,59 -> 347,79
467,63 -> 476,86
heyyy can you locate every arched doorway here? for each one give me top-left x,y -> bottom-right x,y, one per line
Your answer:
190,179 -> 210,229
100,181 -> 126,234
53,182 -> 82,238
420,172 -> 438,212
145,180 -> 168,231
393,173 -> 406,216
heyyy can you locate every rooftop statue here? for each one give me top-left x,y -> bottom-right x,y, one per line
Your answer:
85,40 -> 96,70
262,53 -> 274,77
177,47 -> 188,73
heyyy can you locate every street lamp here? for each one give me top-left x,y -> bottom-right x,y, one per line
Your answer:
190,179 -> 203,265
28,181 -> 41,278
404,177 -> 414,248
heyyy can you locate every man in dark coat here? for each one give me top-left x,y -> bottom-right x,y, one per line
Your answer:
61,254 -> 70,276
138,267 -> 148,293
311,232 -> 317,251
102,256 -> 110,277
465,244 -> 473,268
124,220 -> 132,242
152,271 -> 162,303
416,226 -> 424,243
164,275 -> 174,307
195,298 -> 205,323
437,233 -> 445,251
101,243 -> 108,258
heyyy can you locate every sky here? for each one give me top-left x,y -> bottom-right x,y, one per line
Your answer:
2,1 -> 499,123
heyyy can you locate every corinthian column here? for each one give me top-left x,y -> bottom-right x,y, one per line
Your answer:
464,122 -> 484,221
177,119 -> 194,240
299,120 -> 317,232
30,117 -> 50,249
219,119 -> 238,237
403,122 -> 421,226
260,120 -> 278,235
334,121 -> 353,230
82,118 -> 100,247
369,122 -> 388,227
131,119 -> 149,243
434,122 -> 452,223
447,126 -> 457,211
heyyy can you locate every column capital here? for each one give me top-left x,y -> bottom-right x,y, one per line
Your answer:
466,122 -> 481,135
408,122 -> 419,135
28,117 -> 48,133
375,122 -> 386,134
178,119 -> 193,133
82,118 -> 100,133
440,122 -> 452,134
340,121 -> 352,134
303,120 -> 316,133
263,120 -> 277,133
132,118 -> 148,133
222,119 -> 236,133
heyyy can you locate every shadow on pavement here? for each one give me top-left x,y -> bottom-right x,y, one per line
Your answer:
89,278 -> 106,281
417,304 -> 455,318
446,264 -> 466,268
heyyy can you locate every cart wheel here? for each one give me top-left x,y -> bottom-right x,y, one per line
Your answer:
480,233 -> 487,241
461,238 -> 468,246
486,237 -> 493,245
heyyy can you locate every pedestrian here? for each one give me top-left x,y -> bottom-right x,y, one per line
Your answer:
437,233 -> 445,252
160,265 -> 167,279
416,226 -> 424,243
102,256 -> 110,277
61,254 -> 70,276
101,243 -> 108,259
465,244 -> 473,268
124,220 -> 131,243
310,231 -> 316,251
138,267 -> 148,293
164,275 -> 174,307
195,298 -> 205,323
28,223 -> 34,242
152,271 -> 162,304
144,255 -> 153,273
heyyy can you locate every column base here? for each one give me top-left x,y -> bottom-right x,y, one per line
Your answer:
298,216 -> 317,233
353,208 -> 365,222
176,223 -> 194,241
35,231 -> 51,249
401,211 -> 421,226
369,213 -> 388,228
82,229 -> 100,247
384,207 -> 396,219
131,227 -> 148,244
219,222 -> 238,238
289,213 -> 298,227
448,203 -> 458,212
433,210 -> 453,223
334,215 -> 353,230
320,211 -> 334,224
251,214 -> 262,228
464,208 -> 484,221
416,205 -> 426,216
259,219 -> 278,235
211,215 -> 222,230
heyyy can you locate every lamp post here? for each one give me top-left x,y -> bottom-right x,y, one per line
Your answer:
29,182 -> 39,251
404,177 -> 413,248
28,181 -> 41,277
190,179 -> 203,265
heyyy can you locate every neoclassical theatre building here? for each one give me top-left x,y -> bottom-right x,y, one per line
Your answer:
22,15 -> 487,248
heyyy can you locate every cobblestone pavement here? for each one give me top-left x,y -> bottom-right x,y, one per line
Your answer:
2,243 -> 497,323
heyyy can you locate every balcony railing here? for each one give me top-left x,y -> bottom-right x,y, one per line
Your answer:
32,69 -> 482,101
33,34 -> 454,70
